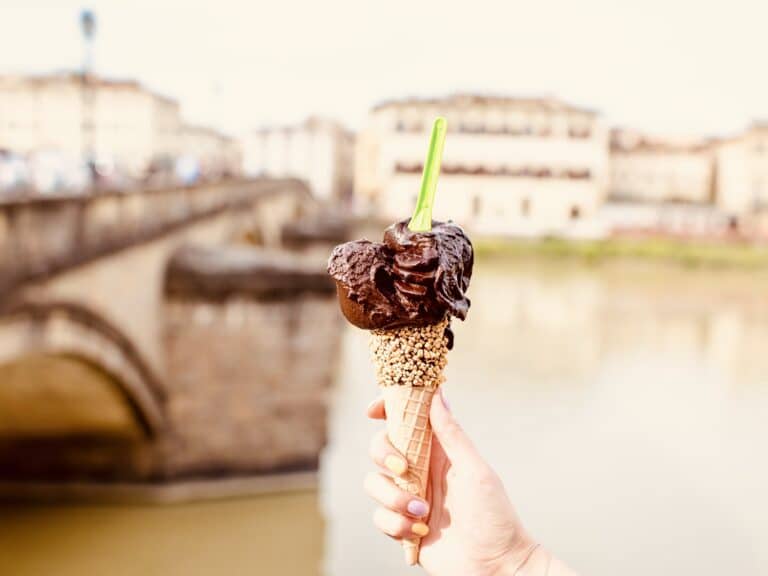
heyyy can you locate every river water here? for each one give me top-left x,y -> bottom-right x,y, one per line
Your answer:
3,259 -> 768,575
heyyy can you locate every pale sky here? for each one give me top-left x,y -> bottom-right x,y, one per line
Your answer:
0,0 -> 766,137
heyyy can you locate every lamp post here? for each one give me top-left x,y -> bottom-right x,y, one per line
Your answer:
80,9 -> 96,190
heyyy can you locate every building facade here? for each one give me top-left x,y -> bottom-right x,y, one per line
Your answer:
0,73 -> 183,176
715,122 -> 768,215
180,124 -> 241,179
609,129 -> 714,205
0,73 -> 240,182
241,117 -> 354,202
355,94 -> 609,236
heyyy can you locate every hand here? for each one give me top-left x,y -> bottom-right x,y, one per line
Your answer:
366,388 -> 565,575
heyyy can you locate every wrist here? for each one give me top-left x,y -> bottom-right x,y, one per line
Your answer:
494,543 -> 550,576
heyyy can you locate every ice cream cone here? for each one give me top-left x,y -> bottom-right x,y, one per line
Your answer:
383,384 -> 435,564
370,319 -> 450,566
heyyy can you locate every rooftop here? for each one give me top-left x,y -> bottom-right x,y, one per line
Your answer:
252,116 -> 353,137
610,128 -> 714,154
183,123 -> 236,142
0,72 -> 178,107
373,93 -> 598,116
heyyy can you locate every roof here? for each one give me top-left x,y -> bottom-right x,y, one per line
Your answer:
610,140 -> 713,155
182,123 -> 235,142
0,72 -> 178,107
610,128 -> 714,154
372,93 -> 598,116
252,116 -> 353,137
654,121 -> 768,150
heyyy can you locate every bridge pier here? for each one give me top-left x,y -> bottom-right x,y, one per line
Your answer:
158,245 -> 340,478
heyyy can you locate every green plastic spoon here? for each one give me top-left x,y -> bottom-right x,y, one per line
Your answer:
408,117 -> 447,232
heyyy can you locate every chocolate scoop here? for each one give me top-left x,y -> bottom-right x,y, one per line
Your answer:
327,219 -> 473,331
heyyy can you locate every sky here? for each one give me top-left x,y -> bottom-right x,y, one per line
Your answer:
0,0 -> 766,137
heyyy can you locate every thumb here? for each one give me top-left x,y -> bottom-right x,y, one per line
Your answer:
430,388 -> 480,466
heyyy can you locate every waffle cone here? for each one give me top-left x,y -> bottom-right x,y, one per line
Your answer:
383,385 -> 435,565
370,319 -> 450,566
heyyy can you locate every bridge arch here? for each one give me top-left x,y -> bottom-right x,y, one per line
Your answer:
0,300 -> 165,438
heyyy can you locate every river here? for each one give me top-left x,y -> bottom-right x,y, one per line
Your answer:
3,258 -> 768,575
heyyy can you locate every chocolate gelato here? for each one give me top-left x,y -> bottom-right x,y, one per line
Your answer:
327,219 -> 473,332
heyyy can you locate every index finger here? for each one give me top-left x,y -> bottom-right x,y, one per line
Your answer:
367,397 -> 385,420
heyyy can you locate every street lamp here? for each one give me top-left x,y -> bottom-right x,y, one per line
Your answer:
80,9 -> 96,190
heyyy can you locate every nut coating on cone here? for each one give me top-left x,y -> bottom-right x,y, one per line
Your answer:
370,319 -> 449,565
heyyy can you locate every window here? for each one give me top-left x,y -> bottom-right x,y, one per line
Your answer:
753,178 -> 765,200
472,195 -> 482,217
569,127 -> 591,139
570,206 -> 581,221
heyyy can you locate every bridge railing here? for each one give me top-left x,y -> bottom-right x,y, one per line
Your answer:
0,179 -> 309,298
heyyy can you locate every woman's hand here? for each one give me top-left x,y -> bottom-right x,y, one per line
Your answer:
365,388 -> 568,575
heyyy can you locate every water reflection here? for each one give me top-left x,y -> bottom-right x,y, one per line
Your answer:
1,491 -> 323,575
460,260 -> 768,388
324,259 -> 768,575
3,260 -> 768,575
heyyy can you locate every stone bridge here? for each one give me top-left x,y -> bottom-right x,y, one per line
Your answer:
0,180 -> 346,487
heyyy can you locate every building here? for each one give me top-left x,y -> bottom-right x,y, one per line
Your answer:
355,94 -> 609,236
241,117 -> 354,202
0,72 -> 242,184
0,73 -> 183,177
715,122 -> 768,215
609,129 -> 714,204
180,124 -> 241,179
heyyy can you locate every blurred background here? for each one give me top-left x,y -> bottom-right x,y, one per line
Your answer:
1,1 -> 767,574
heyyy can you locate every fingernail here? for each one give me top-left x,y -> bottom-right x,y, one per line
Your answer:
366,398 -> 379,411
384,454 -> 407,476
411,522 -> 430,537
440,388 -> 451,412
407,500 -> 429,517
